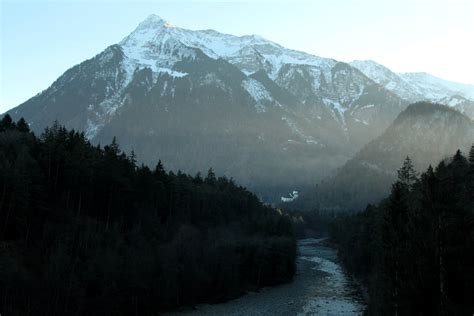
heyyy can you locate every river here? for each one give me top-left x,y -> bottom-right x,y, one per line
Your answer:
169,238 -> 365,315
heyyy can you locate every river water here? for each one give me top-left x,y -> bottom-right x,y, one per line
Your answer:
169,238 -> 365,315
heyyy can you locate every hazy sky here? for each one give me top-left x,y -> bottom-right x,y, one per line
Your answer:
1,0 -> 473,113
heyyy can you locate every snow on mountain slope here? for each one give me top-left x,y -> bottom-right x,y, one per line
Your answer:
350,60 -> 422,100
115,14 -> 392,134
6,14 -> 411,158
351,60 -> 474,118
400,72 -> 474,100
120,14 -> 336,81
241,78 -> 275,113
8,14 -> 470,136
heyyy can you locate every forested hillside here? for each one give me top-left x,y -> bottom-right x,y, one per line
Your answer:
293,102 -> 474,212
0,115 -> 296,315
330,150 -> 474,315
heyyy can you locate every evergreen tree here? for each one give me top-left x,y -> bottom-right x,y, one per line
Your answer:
469,144 -> 474,165
205,167 -> 217,185
0,114 -> 15,131
397,156 -> 417,190
16,117 -> 30,133
467,145 -> 474,204
153,159 -> 166,179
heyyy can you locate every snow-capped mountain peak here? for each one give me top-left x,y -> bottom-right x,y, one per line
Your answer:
119,15 -> 338,78
69,15 -> 411,140
135,14 -> 174,30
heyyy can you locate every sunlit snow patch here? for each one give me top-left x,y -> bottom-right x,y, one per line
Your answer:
241,78 -> 273,112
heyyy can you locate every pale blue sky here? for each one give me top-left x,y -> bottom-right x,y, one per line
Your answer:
1,0 -> 473,113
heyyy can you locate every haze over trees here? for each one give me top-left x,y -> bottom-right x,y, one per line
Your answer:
292,102 -> 474,212
0,115 -> 296,315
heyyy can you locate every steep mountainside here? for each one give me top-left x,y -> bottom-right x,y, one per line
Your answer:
293,102 -> 474,211
6,15 -> 409,201
351,60 -> 474,118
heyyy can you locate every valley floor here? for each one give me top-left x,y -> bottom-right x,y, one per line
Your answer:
168,238 -> 365,316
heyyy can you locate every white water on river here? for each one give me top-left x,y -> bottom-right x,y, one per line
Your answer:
297,238 -> 365,315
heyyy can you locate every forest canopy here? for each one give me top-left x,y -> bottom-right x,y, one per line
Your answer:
0,115 -> 297,315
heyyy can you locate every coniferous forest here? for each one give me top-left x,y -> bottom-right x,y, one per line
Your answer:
330,151 -> 474,315
0,115 -> 296,315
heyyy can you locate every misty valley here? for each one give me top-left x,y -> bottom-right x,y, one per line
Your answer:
1,10 -> 474,316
